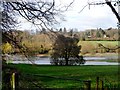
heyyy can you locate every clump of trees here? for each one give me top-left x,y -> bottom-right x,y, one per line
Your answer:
1,30 -> 52,55
2,42 -> 13,54
1,0 -> 72,60
49,34 -> 85,66
78,28 -> 119,41
56,27 -> 119,41
2,28 -> 119,56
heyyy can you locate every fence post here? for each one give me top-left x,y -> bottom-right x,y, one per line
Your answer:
101,80 -> 104,90
99,80 -> 104,90
10,72 -> 19,90
15,72 -> 19,89
11,72 -> 15,90
84,80 -> 91,90
96,77 -> 99,90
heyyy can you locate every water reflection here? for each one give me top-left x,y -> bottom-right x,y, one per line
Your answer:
12,56 -> 119,65
84,61 -> 119,65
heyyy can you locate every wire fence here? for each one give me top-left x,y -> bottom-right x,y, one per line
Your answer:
19,73 -> 86,89
2,71 -> 119,90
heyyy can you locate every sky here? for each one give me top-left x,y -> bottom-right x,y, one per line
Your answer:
17,0 -> 118,31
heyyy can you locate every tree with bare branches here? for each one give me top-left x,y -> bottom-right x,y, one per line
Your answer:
1,0 -> 74,60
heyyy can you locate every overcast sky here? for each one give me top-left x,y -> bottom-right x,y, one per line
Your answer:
17,0 -> 118,31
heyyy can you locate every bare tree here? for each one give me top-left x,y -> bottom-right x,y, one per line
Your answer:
1,0 -> 74,63
79,0 -> 120,25
1,0 -> 61,49
1,0 -> 66,31
105,0 -> 120,23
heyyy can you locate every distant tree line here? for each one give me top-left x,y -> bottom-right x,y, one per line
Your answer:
57,27 -> 119,41
1,27 -> 119,55
1,30 -> 51,55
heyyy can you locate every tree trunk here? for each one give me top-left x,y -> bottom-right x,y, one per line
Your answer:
65,58 -> 69,66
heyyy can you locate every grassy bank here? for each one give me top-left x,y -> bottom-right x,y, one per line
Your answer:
7,64 -> 119,89
35,41 -> 119,57
78,41 -> 119,55
82,53 -> 118,57
78,41 -> 119,46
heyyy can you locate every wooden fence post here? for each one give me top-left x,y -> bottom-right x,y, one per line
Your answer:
11,72 -> 15,90
96,77 -> 99,90
10,72 -> 19,90
99,80 -> 104,90
15,72 -> 19,89
84,80 -> 91,90
101,80 -> 104,90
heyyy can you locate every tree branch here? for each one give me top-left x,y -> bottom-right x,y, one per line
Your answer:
106,0 -> 120,23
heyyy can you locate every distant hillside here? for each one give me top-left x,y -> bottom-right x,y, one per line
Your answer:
76,28 -> 119,41
55,27 -> 119,41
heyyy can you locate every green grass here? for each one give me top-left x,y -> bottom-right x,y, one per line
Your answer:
8,64 -> 119,89
78,41 -> 119,55
78,41 -> 119,46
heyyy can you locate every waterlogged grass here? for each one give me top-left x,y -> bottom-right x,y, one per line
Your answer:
9,64 -> 119,89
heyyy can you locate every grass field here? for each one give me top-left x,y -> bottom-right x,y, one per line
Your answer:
78,41 -> 119,46
7,64 -> 119,89
78,41 -> 119,55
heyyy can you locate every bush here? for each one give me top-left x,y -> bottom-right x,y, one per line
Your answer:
2,42 -> 14,54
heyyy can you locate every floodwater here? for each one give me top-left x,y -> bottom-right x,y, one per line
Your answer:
11,55 -> 119,65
